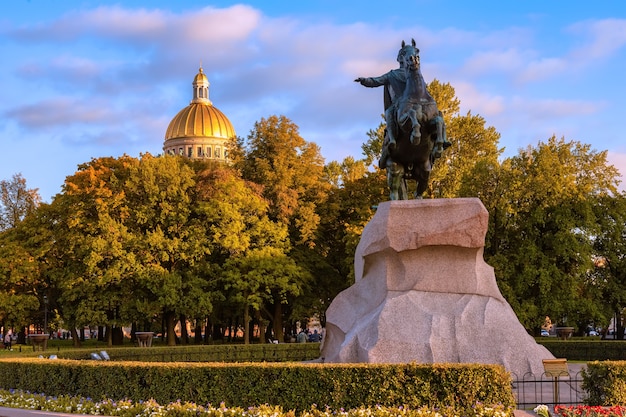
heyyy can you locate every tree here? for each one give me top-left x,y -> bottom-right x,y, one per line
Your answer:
463,136 -> 621,332
51,155 -> 138,345
123,154 -> 214,346
591,192 -> 626,338
0,227 -> 42,336
426,81 -> 503,198
48,154 -> 218,346
236,115 -> 329,339
196,166 -> 306,343
0,173 -> 41,231
238,115 -> 328,246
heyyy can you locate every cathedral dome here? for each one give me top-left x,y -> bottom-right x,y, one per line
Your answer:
164,103 -> 235,141
163,67 -> 235,160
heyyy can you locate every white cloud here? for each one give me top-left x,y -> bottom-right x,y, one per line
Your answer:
510,96 -> 604,120
518,57 -> 568,83
568,18 -> 626,60
463,48 -> 527,75
7,98 -> 113,128
454,82 -> 505,117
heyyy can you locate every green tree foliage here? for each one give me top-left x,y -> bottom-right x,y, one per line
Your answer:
0,227 -> 41,331
50,155 -> 140,345
461,136 -> 621,331
590,192 -> 626,337
196,167 -> 306,343
426,82 -> 503,198
122,154 -> 214,346
0,173 -> 41,231
42,155 -> 218,346
0,175 -> 47,339
237,115 -> 328,246
236,115 -> 328,339
315,139 -> 387,315
360,120 -> 386,169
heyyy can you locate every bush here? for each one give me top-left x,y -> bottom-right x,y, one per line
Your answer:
0,358 -> 514,414
582,361 -> 626,405
16,343 -> 322,362
537,340 -> 626,361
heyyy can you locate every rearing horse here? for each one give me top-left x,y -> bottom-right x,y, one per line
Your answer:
384,40 -> 447,200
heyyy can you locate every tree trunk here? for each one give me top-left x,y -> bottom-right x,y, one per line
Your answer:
180,314 -> 188,345
17,327 -> 27,345
165,310 -> 177,346
112,326 -> 124,345
204,318 -> 212,344
71,327 -> 81,347
256,309 -> 267,344
106,325 -> 113,346
243,304 -> 250,344
194,320 -> 203,344
130,322 -> 137,344
273,302 -> 284,342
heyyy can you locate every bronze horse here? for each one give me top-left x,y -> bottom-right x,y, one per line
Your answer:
378,40 -> 448,200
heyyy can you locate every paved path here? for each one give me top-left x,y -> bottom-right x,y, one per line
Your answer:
0,407 -> 104,417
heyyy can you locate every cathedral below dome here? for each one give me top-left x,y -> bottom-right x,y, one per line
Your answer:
163,67 -> 236,160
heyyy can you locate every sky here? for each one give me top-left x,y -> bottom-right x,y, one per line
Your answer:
1,1 -> 625,202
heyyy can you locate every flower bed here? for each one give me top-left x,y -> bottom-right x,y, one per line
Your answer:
554,405 -> 626,417
0,389 -> 513,417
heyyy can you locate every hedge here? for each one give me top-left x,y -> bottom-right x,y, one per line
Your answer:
0,358 -> 515,414
23,343 -> 322,363
538,340 -> 626,361
583,361 -> 626,405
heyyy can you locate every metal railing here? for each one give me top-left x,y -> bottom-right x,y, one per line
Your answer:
512,370 -> 585,409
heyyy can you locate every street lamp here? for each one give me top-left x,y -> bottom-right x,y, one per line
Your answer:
43,295 -> 48,334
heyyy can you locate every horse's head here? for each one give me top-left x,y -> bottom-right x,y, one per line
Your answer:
398,39 -> 420,72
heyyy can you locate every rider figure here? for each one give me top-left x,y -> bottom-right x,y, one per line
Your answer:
355,47 -> 407,154
355,46 -> 451,170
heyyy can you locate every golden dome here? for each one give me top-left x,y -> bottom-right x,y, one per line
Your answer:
163,67 -> 236,160
164,103 -> 235,141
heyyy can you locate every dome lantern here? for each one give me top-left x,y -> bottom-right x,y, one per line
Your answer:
191,67 -> 211,105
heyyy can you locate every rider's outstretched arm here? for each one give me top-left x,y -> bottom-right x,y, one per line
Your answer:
355,73 -> 389,88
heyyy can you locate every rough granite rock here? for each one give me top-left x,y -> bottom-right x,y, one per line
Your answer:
321,198 -> 554,377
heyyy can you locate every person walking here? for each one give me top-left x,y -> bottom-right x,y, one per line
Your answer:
4,330 -> 13,350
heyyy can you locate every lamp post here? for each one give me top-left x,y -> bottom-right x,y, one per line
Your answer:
43,295 -> 48,334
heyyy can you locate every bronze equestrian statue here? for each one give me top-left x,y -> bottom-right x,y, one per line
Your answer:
356,39 -> 450,200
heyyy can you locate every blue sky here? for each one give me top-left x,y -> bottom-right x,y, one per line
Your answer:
1,1 -> 625,201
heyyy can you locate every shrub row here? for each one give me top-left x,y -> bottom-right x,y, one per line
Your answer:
21,343 -> 323,363
537,340 -> 626,361
583,361 -> 626,405
0,358 -> 515,414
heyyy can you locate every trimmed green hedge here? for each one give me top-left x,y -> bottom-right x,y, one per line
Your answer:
538,340 -> 626,361
583,361 -> 626,405
0,358 -> 514,414
29,343 -> 322,363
